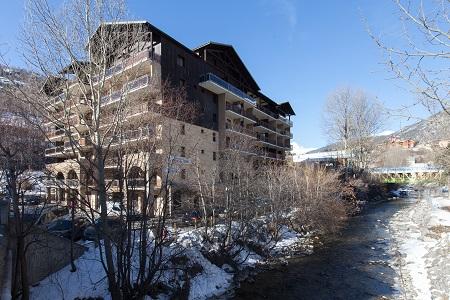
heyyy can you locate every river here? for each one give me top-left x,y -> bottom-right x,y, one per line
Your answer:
233,199 -> 410,300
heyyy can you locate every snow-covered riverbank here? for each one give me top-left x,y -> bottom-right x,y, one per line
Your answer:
389,193 -> 450,299
29,223 -> 313,299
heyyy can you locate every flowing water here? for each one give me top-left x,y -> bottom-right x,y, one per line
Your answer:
233,199 -> 409,300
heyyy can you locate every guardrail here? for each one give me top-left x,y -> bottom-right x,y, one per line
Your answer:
370,166 -> 443,173
200,73 -> 256,105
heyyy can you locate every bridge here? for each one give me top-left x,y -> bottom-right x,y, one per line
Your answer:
369,165 -> 444,181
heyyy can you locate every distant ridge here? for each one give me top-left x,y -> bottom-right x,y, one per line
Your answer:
307,111 -> 450,154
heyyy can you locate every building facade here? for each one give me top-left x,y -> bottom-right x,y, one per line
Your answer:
44,21 -> 295,215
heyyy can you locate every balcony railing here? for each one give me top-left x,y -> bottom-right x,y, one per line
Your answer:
225,123 -> 256,138
92,50 -> 160,83
45,93 -> 66,107
225,103 -> 257,121
200,73 -> 256,105
256,121 -> 277,132
257,135 -> 278,146
279,115 -> 293,126
100,75 -> 150,106
278,130 -> 293,138
108,126 -> 153,145
48,128 -> 65,139
256,104 -> 279,119
45,145 -> 64,155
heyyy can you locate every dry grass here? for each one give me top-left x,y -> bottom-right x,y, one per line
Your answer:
429,225 -> 450,234
440,206 -> 450,213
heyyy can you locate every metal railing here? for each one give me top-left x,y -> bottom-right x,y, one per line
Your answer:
370,166 -> 443,174
108,126 -> 153,145
279,115 -> 293,126
48,128 -> 65,138
225,103 -> 257,121
200,73 -> 256,105
256,104 -> 278,119
256,121 -> 277,132
92,50 -> 160,83
225,123 -> 256,137
44,145 -> 64,155
100,75 -> 150,106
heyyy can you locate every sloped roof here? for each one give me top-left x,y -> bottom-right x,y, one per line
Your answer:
193,41 -> 260,91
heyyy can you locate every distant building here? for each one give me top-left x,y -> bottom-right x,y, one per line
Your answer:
388,136 -> 416,148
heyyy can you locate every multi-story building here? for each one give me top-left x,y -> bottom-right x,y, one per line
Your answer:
43,21 -> 295,215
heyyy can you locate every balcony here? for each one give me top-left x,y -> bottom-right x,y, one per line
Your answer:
278,130 -> 293,138
44,145 -> 64,156
257,135 -> 278,147
225,123 -> 257,138
108,126 -> 154,145
225,103 -> 257,122
100,75 -> 150,107
255,121 -> 277,133
48,128 -> 65,140
92,50 -> 161,83
255,104 -> 279,120
199,73 -> 256,106
45,93 -> 66,108
279,115 -> 293,126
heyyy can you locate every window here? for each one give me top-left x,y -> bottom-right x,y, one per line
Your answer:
213,113 -> 217,123
179,79 -> 186,87
180,146 -> 186,157
201,149 -> 204,154
180,124 -> 185,135
226,137 -> 230,148
201,129 -> 204,133
180,169 -> 186,179
212,133 -> 216,142
177,55 -> 185,67
213,152 -> 216,161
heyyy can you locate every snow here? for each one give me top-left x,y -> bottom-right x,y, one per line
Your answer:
30,244 -> 111,300
29,219 -> 310,299
389,194 -> 450,299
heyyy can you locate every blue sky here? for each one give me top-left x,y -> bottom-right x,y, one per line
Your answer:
0,0 -> 431,150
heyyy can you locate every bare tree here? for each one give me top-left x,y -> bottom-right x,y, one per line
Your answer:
0,91 -> 45,300
323,87 -> 384,169
368,0 -> 449,115
0,0 -> 201,298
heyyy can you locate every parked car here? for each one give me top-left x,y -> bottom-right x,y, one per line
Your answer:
47,217 -> 88,240
182,210 -> 202,226
83,217 -> 122,241
22,195 -> 43,206
442,186 -> 449,193
21,205 -> 69,226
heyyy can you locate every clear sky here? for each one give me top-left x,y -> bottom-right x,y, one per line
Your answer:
0,0 -> 431,151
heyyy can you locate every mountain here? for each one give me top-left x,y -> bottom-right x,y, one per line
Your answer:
0,65 -> 36,89
307,111 -> 450,154
391,111 -> 450,145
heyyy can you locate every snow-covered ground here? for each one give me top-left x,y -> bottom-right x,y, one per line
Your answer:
389,193 -> 450,299
29,223 -> 309,299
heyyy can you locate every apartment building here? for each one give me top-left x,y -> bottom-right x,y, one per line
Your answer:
43,21 -> 295,215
